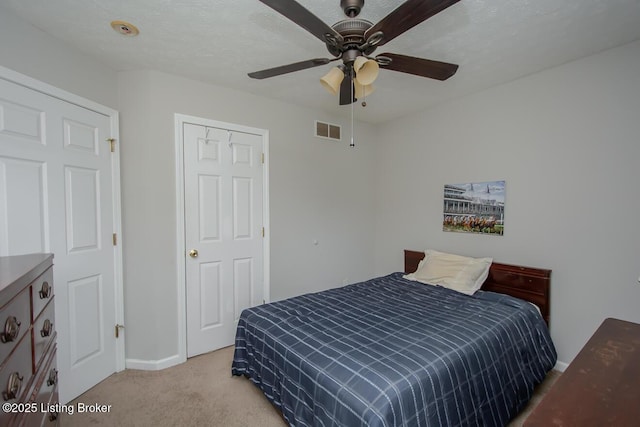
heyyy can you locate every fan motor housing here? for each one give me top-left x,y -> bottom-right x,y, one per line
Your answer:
332,19 -> 371,42
328,19 -> 376,57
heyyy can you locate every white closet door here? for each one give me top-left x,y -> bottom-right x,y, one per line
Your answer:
183,122 -> 264,357
0,76 -> 121,403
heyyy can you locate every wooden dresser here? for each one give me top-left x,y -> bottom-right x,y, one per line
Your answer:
524,317 -> 640,426
0,254 -> 58,427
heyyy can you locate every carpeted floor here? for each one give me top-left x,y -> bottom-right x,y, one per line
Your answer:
61,346 -> 560,426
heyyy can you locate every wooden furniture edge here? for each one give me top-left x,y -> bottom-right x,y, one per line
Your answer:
524,318 -> 640,425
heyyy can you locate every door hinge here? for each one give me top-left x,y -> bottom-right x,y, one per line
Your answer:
262,227 -> 265,238
106,138 -> 116,153
261,152 -> 264,164
112,233 -> 117,246
115,324 -> 124,338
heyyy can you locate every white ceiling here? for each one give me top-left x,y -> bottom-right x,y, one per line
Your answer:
4,0 -> 640,123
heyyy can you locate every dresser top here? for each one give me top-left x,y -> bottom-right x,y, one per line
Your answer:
0,253 -> 54,295
524,317 -> 640,426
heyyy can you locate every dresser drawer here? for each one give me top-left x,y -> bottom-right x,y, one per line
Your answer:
12,387 -> 59,427
0,333 -> 33,427
43,387 -> 60,426
0,288 -> 31,365
0,254 -> 55,427
33,301 -> 55,370
17,347 -> 57,427
31,267 -> 53,322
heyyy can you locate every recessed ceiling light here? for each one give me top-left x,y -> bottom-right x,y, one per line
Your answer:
110,20 -> 139,36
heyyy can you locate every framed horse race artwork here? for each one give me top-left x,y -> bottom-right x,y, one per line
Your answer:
443,180 -> 505,235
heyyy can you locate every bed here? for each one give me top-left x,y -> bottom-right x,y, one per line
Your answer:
232,250 -> 557,426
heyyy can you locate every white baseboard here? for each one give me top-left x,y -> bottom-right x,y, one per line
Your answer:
125,353 -> 186,371
553,360 -> 569,372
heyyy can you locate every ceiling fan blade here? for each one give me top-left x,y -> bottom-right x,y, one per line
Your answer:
248,58 -> 331,79
378,53 -> 458,81
258,0 -> 343,44
339,71 -> 356,105
365,0 -> 461,46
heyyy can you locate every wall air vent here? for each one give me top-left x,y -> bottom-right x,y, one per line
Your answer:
314,120 -> 341,141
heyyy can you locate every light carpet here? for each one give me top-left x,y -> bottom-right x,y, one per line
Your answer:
61,346 -> 559,426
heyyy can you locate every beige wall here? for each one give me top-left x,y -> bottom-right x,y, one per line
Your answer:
373,39 -> 640,366
118,70 -> 378,362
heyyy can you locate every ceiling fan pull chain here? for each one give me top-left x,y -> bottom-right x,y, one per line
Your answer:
350,71 -> 355,148
361,85 -> 367,108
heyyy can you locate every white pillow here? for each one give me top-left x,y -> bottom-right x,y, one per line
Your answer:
404,250 -> 492,295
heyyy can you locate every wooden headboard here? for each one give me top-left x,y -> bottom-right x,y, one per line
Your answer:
404,250 -> 551,325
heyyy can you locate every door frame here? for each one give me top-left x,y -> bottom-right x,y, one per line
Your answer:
0,66 -> 126,374
174,113 -> 270,362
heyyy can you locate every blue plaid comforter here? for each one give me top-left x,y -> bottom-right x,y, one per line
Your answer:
231,273 -> 557,426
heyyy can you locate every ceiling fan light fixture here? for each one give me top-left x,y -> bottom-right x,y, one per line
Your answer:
353,56 -> 379,86
354,82 -> 375,98
320,67 -> 345,96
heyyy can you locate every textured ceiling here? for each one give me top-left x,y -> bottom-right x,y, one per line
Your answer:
3,0 -> 640,123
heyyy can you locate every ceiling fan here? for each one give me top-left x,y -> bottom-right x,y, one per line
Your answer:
248,0 -> 461,105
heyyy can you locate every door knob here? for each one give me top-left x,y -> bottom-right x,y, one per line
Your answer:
189,249 -> 199,258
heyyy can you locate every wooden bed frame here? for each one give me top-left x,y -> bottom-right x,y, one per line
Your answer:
404,250 -> 551,325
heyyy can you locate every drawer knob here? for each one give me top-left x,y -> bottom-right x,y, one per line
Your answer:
39,281 -> 52,299
40,319 -> 53,337
2,371 -> 23,401
47,368 -> 58,387
0,316 -> 21,343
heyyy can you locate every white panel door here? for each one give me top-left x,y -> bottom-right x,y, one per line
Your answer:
183,122 -> 264,357
0,76 -> 120,403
